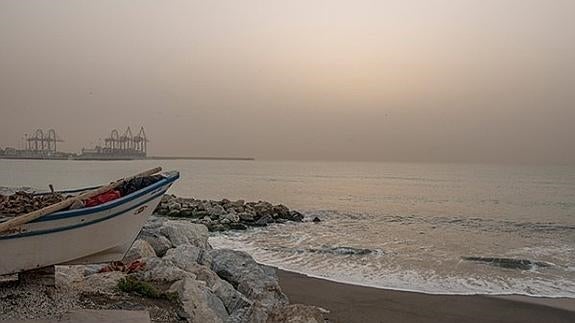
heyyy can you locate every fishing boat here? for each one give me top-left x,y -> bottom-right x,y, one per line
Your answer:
0,169 -> 179,276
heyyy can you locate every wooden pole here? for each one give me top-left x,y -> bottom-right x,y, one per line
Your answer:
0,167 -> 162,233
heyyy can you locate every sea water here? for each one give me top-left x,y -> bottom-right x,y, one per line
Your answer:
1,159 -> 573,297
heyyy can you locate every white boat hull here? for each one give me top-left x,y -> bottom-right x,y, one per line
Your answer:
0,172 -> 178,275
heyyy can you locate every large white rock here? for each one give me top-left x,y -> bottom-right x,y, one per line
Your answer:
159,220 -> 210,249
138,231 -> 173,257
210,249 -> 288,310
177,263 -> 253,317
123,239 -> 156,263
170,277 -> 228,323
211,278 -> 253,316
135,256 -> 194,282
164,244 -> 212,270
163,246 -> 251,316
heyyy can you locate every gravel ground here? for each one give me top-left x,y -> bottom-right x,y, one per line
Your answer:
0,280 -> 80,320
0,274 -> 182,322
78,291 -> 183,323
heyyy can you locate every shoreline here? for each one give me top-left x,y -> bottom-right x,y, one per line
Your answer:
258,262 -> 574,299
277,268 -> 575,323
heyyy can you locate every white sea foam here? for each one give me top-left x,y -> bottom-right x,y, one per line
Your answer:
209,230 -> 575,298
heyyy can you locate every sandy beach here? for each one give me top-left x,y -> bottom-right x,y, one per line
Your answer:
277,269 -> 575,323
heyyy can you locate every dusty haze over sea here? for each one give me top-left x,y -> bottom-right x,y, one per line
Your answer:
1,0 -> 574,163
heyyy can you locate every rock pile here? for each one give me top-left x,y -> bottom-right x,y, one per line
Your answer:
154,195 -> 305,232
50,217 -> 325,323
0,191 -> 65,217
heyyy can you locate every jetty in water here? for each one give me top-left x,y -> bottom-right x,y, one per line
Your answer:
147,156 -> 254,161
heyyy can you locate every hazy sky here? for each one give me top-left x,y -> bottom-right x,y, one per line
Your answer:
1,0 -> 574,163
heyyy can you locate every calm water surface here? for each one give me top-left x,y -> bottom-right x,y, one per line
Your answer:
1,159 -> 574,297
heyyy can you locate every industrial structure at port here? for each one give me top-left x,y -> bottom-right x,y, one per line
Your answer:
77,127 -> 148,160
0,127 -> 148,160
0,129 -> 70,160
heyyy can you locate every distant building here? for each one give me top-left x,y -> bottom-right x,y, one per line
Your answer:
75,127 -> 148,160
0,129 -> 72,160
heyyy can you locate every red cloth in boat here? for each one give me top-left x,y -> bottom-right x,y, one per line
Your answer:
84,190 -> 121,207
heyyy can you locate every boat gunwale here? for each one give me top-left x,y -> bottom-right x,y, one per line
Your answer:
30,171 -> 179,222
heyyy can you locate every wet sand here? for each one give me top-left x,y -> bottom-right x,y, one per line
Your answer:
277,269 -> 575,323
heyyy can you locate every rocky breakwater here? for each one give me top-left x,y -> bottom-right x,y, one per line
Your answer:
0,217 -> 325,323
154,195 -> 305,232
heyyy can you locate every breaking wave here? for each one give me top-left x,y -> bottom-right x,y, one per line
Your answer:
209,209 -> 575,298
